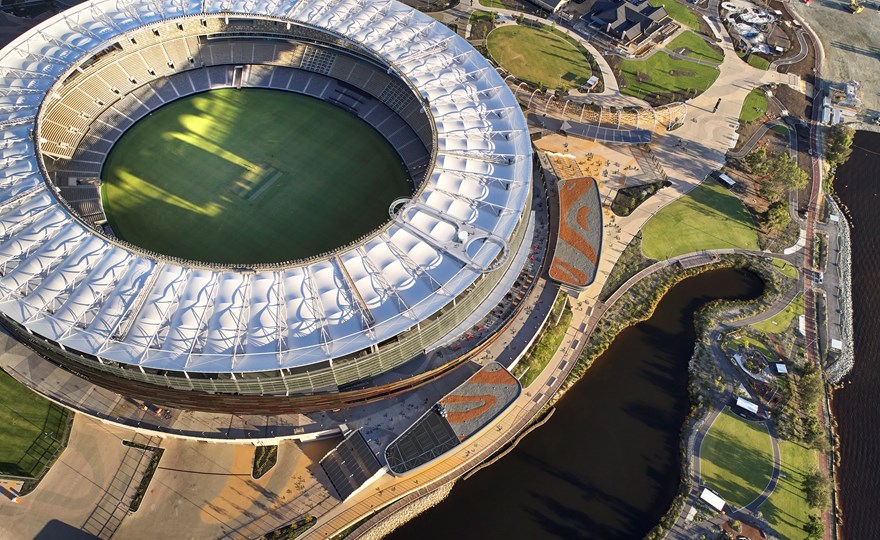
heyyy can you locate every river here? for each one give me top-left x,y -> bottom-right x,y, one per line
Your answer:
831,130 -> 880,539
389,267 -> 764,539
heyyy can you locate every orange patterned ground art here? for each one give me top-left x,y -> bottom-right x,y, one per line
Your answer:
549,176 -> 601,289
468,367 -> 519,385
440,394 -> 499,437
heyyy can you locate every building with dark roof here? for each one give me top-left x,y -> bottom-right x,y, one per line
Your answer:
586,0 -> 669,43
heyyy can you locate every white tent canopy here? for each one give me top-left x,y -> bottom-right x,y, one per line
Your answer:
735,397 -> 759,415
700,488 -> 726,512
0,0 -> 532,374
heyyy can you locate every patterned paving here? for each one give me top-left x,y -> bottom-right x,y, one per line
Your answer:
549,176 -> 602,289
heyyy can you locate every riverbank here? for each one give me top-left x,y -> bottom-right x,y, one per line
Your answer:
386,260 -> 770,539
823,197 -> 854,384
827,130 -> 880,539
647,256 -> 798,539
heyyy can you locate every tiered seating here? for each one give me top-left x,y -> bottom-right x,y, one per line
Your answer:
267,68 -> 293,89
251,42 -> 277,64
41,29 -> 435,204
273,42 -> 305,66
138,47 -> 174,76
231,41 -> 253,64
117,53 -> 151,83
205,41 -> 233,65
84,121 -> 119,142
244,64 -> 274,87
161,39 -> 194,70
129,84 -> 163,110
329,53 -> 358,82
72,199 -> 105,223
299,45 -> 336,74
110,101 -> 144,130
97,63 -> 137,94
152,80 -> 179,102
207,65 -> 230,87
186,68 -> 210,91
75,134 -> 113,155
58,184 -> 100,202
75,75 -> 119,108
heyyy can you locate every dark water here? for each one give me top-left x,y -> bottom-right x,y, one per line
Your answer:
831,130 -> 880,540
390,268 -> 764,539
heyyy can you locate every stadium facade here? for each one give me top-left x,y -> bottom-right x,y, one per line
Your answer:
0,0 -> 533,409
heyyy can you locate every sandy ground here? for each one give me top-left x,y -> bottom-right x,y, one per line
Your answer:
789,0 -> 880,127
115,437 -> 341,540
536,134 -> 656,209
0,416 -> 131,540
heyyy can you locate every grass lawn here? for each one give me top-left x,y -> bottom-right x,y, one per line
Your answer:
772,125 -> 789,136
618,51 -> 719,101
666,31 -> 723,63
752,294 -> 804,334
700,410 -> 774,509
470,10 -> 496,23
650,0 -> 701,29
730,333 -> 777,361
773,258 -> 798,279
747,55 -> 771,70
514,294 -> 571,388
478,0 -> 504,7
102,88 -> 411,264
641,180 -> 759,259
486,25 -> 593,89
0,369 -> 70,478
740,88 -> 769,124
759,439 -> 818,540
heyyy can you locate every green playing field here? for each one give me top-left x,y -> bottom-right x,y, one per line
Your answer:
101,88 -> 412,264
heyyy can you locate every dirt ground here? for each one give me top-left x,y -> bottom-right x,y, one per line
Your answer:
115,437 -> 341,540
535,134 -> 650,193
789,0 -> 880,128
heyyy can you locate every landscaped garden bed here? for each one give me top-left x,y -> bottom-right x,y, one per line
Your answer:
611,179 -> 671,217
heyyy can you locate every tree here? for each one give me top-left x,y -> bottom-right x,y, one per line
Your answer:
802,415 -> 828,450
756,151 -> 807,202
769,151 -> 809,191
824,124 -> 854,167
799,362 -> 824,408
745,147 -> 770,176
803,514 -> 823,540
765,201 -> 791,231
803,469 -> 831,509
760,178 -> 786,202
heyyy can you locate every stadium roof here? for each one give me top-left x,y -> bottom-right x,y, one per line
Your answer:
0,0 -> 531,373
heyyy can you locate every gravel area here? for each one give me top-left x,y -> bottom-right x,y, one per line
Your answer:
825,198 -> 854,384
358,482 -> 455,540
789,0 -> 880,130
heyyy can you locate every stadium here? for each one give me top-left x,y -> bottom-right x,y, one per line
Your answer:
0,0 -> 533,413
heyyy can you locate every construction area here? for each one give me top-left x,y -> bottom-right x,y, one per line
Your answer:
789,0 -> 880,128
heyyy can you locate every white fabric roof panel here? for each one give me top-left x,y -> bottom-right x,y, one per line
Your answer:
0,0 -> 530,373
